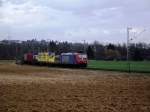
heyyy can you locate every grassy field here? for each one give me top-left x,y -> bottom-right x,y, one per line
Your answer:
1,60 -> 150,73
88,60 -> 150,73
0,60 -> 15,64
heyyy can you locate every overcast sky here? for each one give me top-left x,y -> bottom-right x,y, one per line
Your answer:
0,0 -> 150,43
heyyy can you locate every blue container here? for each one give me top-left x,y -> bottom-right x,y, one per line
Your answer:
60,53 -> 76,64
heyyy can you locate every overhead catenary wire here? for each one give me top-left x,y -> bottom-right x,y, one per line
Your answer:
127,27 -> 147,73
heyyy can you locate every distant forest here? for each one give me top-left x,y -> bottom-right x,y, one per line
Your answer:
0,39 -> 150,61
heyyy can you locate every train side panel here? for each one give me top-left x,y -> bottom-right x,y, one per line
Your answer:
23,53 -> 34,64
60,53 -> 76,65
60,53 -> 88,67
35,52 -> 55,63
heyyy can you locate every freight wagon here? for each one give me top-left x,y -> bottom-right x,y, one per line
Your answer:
22,52 -> 88,67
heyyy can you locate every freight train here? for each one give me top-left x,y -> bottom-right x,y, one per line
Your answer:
20,52 -> 88,67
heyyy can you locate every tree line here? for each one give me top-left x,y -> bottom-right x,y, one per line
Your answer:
0,39 -> 150,61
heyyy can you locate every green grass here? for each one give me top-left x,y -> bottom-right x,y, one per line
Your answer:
1,60 -> 150,73
0,60 -> 15,64
88,60 -> 150,73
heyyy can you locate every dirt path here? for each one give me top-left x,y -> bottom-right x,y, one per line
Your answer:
0,64 -> 150,112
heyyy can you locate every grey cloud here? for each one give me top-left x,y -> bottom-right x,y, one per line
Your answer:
0,0 -> 150,43
0,0 -> 2,7
3,0 -> 26,4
